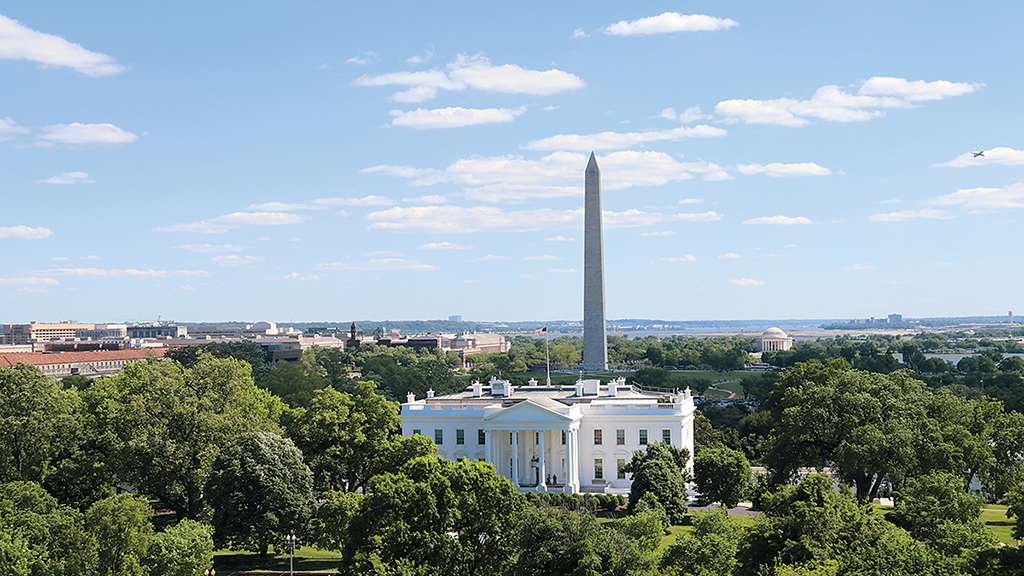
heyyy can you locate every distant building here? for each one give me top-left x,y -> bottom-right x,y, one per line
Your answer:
75,324 -> 128,340
888,314 -> 903,323
2,321 -> 96,345
0,348 -> 167,378
401,376 -> 695,494
127,324 -> 188,339
758,327 -> 793,352
449,315 -> 463,322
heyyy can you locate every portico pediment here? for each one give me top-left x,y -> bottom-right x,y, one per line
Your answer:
484,400 -> 572,425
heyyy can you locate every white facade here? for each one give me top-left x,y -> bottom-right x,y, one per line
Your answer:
758,327 -> 793,352
401,376 -> 695,494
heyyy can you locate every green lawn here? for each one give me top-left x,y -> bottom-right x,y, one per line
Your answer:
982,508 -> 1016,545
213,547 -> 343,573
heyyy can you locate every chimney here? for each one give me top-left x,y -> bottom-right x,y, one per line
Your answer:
427,389 -> 435,399
472,381 -> 483,397
407,392 -> 416,404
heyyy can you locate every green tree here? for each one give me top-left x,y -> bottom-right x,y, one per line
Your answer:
623,442 -> 692,524
0,365 -> 82,486
256,360 -> 328,408
288,383 -> 434,492
86,493 -> 153,576
661,506 -> 741,576
146,519 -> 215,576
510,506 -> 654,576
205,431 -> 315,557
694,447 -> 751,508
889,471 -> 992,555
0,481 -> 92,575
346,456 -> 525,575
83,354 -> 283,520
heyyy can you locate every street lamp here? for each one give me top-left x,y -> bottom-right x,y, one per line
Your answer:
285,533 -> 297,576
203,570 -> 215,576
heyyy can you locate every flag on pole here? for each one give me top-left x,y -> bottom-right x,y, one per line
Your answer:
534,327 -> 547,337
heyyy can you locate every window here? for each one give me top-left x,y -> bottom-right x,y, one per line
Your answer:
594,459 -> 604,480
456,429 -> 465,445
478,429 -> 486,445
412,429 -> 421,436
434,429 -> 443,445
639,429 -> 648,445
616,429 -> 625,445
594,429 -> 603,445
561,430 -> 566,445
662,429 -> 671,445
617,458 -> 626,480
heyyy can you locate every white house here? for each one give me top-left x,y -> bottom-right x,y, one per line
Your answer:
400,376 -> 696,494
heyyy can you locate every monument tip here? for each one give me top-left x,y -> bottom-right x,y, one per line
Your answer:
586,151 -> 599,172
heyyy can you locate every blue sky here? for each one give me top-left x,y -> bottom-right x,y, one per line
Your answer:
2,1 -> 1023,323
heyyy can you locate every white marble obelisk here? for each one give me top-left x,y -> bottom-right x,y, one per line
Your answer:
583,152 -> 607,372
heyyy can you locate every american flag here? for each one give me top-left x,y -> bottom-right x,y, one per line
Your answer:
534,326 -> 547,336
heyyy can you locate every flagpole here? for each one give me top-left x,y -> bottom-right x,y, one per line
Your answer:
545,324 -> 551,386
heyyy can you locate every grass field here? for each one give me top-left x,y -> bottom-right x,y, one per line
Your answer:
213,547 -> 343,573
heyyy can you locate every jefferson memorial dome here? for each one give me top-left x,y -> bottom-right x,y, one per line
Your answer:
759,327 -> 793,352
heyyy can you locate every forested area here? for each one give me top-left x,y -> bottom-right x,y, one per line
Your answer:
5,332 -> 1024,575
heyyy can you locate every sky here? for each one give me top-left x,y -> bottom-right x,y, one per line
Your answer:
2,1 -> 1023,324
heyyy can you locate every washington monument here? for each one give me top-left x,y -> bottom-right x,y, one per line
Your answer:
583,152 -> 608,371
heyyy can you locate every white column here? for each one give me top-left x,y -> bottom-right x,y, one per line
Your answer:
538,429 -> 547,491
569,429 -> 580,493
484,430 -> 492,465
511,431 -> 519,487
564,429 -> 572,492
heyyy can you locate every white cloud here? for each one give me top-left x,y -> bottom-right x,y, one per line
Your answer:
49,268 -> 169,278
520,274 -> 538,279
928,183 -> 1024,213
542,105 -> 559,111
418,242 -> 472,250
39,123 -> 137,145
51,257 -> 70,261
390,106 -> 526,129
367,150 -> 721,202
403,195 -> 447,204
716,77 -> 981,126
550,268 -> 578,273
546,236 -> 574,242
573,28 -> 588,38
81,255 -> 99,260
934,147 -> 1024,168
36,171 -> 93,184
879,198 -> 904,204
737,162 -> 831,177
0,225 -> 52,239
180,285 -> 195,291
0,14 -> 125,76
0,117 -> 28,137
177,244 -> 250,253
407,51 -> 433,64
673,212 -> 721,222
314,195 -> 396,207
470,254 -> 509,262
246,201 -> 327,211
353,54 -> 585,103
172,270 -> 210,277
844,263 -> 874,270
366,205 -> 662,233
641,231 -> 676,236
730,278 -> 764,286
346,52 -> 378,65
869,209 -> 953,222
604,12 -> 738,35
679,198 -> 704,204
277,272 -> 320,280
314,258 -> 439,272
523,124 -> 726,151
524,255 -> 560,261
213,212 -> 307,226
0,276 -> 58,286
653,256 -> 696,263
719,253 -> 741,259
211,255 -> 266,266
658,106 -> 708,123
743,216 -> 812,225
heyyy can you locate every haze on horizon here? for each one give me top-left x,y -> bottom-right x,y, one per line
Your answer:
2,2 -> 1022,324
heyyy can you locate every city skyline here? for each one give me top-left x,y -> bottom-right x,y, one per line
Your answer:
2,2 -> 1023,323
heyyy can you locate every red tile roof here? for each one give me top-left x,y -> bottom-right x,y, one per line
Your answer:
0,348 -> 166,368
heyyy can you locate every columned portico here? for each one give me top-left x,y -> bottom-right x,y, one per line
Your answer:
481,400 -> 580,493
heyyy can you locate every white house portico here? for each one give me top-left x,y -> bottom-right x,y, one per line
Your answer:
401,376 -> 695,494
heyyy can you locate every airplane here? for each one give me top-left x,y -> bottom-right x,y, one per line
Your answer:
973,151 -> 985,157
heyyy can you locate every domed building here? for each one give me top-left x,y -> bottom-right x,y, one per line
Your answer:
759,327 -> 793,352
